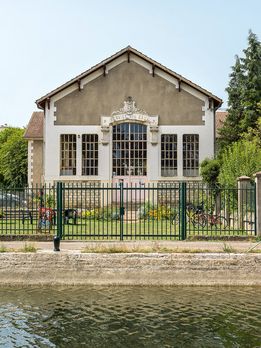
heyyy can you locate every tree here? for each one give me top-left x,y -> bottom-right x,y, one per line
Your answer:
200,158 -> 221,188
240,31 -> 261,131
218,56 -> 245,149
218,30 -> 261,151
243,115 -> 261,146
218,139 -> 261,187
0,128 -> 27,188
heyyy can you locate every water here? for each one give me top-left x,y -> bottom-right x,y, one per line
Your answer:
0,286 -> 260,348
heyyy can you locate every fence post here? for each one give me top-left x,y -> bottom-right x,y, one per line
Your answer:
180,182 -> 187,240
56,182 -> 63,241
254,172 -> 261,237
237,176 -> 251,230
119,182 -> 124,241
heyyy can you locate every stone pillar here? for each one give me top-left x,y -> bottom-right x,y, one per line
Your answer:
254,172 -> 261,236
237,176 -> 251,230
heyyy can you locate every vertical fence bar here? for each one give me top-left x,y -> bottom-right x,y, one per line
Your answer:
120,182 -> 124,241
179,182 -> 187,240
56,182 -> 63,239
254,182 -> 257,236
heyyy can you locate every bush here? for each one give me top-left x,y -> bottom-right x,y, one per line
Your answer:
219,139 -> 261,187
138,204 -> 176,221
200,158 -> 221,188
81,207 -> 120,221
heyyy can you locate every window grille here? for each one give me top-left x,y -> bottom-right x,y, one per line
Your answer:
82,134 -> 98,176
183,134 -> 199,176
60,134 -> 76,175
112,123 -> 147,176
161,134 -> 177,176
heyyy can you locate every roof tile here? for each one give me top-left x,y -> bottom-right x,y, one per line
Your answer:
24,111 -> 44,139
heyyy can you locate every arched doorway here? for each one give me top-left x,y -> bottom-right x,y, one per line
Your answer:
112,123 -> 147,186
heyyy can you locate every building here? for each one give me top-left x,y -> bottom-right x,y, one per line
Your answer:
215,110 -> 228,138
0,124 -> 8,132
24,46 -> 222,187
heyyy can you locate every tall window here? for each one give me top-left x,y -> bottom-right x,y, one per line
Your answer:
183,134 -> 199,176
161,134 -> 177,176
82,134 -> 98,175
112,123 -> 147,176
60,134 -> 76,175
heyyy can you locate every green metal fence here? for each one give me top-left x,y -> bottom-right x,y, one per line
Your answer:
57,182 -> 184,240
0,185 -> 56,237
0,182 -> 256,239
184,182 -> 256,237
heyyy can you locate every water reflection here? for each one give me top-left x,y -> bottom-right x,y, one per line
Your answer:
0,286 -> 260,347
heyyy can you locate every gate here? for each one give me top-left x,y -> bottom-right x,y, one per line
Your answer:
57,182 -> 186,240
0,182 -> 256,239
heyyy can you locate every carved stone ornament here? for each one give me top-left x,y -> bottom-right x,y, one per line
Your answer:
101,97 -> 158,127
100,97 -> 159,144
150,125 -> 159,145
112,96 -> 148,117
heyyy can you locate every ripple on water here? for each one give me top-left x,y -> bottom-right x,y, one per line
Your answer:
0,286 -> 260,347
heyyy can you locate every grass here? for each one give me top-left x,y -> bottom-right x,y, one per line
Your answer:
0,243 -> 37,252
18,243 -> 37,253
82,243 -> 261,254
0,244 -> 8,252
0,218 -> 256,240
222,242 -> 237,253
82,242 -> 213,254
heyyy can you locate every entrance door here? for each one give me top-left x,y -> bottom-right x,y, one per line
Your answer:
112,123 -> 147,201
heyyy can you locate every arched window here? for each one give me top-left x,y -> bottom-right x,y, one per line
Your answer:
112,123 -> 147,176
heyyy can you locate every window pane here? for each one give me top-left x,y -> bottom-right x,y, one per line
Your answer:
60,134 -> 76,175
82,134 -> 98,175
161,134 -> 177,177
112,123 -> 147,176
183,134 -> 199,176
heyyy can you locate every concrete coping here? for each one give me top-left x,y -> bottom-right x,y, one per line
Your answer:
237,176 -> 251,181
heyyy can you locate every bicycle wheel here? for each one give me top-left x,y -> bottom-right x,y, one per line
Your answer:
171,213 -> 179,225
213,215 -> 227,229
192,213 -> 207,227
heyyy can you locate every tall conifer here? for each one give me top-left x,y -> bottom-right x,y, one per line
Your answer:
218,56 -> 245,149
218,30 -> 261,151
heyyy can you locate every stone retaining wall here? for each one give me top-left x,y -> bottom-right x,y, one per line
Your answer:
0,253 -> 260,286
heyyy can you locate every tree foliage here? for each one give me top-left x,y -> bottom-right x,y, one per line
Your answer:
218,139 -> 261,187
0,128 -> 27,188
201,30 -> 261,188
218,30 -> 261,150
200,158 -> 221,188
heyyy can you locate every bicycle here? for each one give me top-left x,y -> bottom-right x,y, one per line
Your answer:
171,202 -> 204,226
194,211 -> 228,229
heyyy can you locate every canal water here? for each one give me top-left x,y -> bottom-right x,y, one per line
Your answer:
0,286 -> 260,347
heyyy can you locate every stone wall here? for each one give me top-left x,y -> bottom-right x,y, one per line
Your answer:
62,181 -> 101,209
0,253 -> 260,286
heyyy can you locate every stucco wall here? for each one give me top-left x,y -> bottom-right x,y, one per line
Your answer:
43,55 -> 214,183
54,61 -> 204,126
0,253 -> 260,286
32,140 -> 43,185
28,141 -> 33,186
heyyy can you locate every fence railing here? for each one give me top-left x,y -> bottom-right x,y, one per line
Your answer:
0,182 -> 256,240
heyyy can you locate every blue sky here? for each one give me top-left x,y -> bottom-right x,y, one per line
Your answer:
0,0 -> 260,127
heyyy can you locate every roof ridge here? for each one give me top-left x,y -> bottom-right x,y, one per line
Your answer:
36,46 -> 222,108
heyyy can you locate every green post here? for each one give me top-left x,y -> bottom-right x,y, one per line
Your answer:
56,182 -> 63,239
119,182 -> 124,241
180,182 -> 187,240
254,182 -> 257,236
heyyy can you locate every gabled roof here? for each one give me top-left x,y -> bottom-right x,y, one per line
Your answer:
215,110 -> 228,137
36,46 -> 222,109
24,111 -> 44,139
